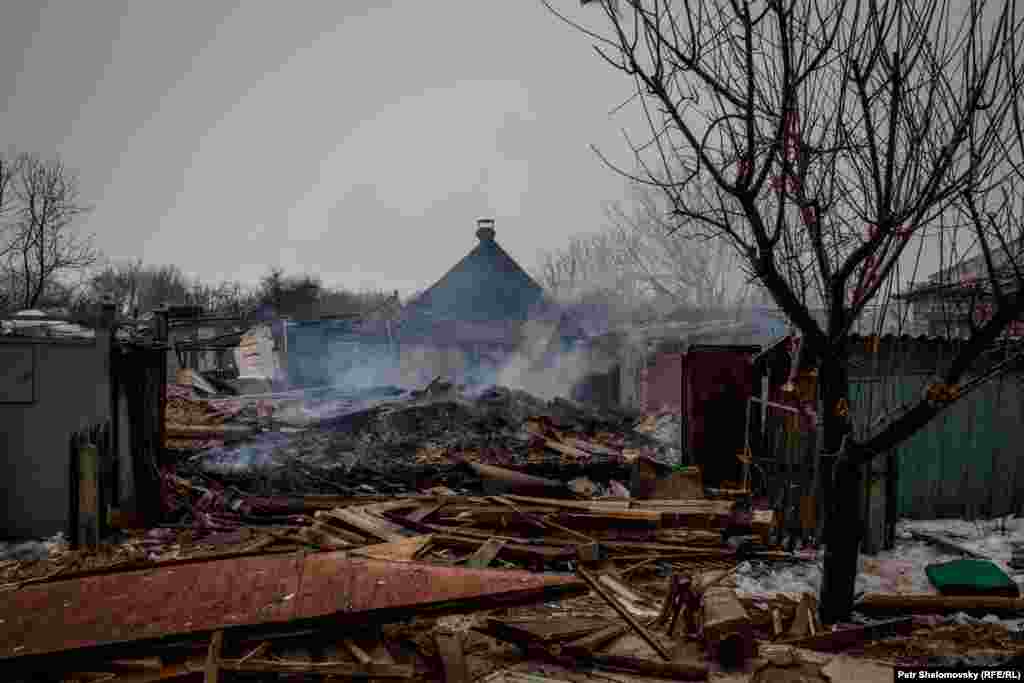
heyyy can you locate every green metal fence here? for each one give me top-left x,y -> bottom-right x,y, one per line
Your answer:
850,372 -> 1024,519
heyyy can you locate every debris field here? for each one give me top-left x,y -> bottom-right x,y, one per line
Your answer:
2,379 -> 1023,682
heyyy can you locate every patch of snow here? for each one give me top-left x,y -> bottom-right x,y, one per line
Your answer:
0,532 -> 67,562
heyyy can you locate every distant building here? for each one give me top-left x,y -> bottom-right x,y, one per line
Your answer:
395,218 -> 562,386
899,236 -> 1024,338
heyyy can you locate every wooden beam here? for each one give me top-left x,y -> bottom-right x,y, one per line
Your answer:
857,594 -> 1024,616
466,539 -> 505,569
321,508 -> 405,543
204,630 -> 223,683
219,658 -> 414,678
575,566 -> 672,661
435,632 -> 469,683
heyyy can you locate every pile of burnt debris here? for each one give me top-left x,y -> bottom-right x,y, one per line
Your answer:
175,378 -> 684,498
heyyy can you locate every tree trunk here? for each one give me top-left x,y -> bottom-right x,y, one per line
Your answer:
816,353 -> 863,624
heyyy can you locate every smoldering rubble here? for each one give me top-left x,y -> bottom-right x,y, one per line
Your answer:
179,380 -> 681,497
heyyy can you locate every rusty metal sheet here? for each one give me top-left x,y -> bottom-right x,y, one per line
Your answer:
0,552 -> 303,660
0,552 -> 584,664
295,556 -> 583,619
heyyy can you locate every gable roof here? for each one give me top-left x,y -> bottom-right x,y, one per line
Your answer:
406,219 -> 546,323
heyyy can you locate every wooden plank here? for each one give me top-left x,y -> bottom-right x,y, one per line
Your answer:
466,538 -> 505,569
700,586 -> 753,665
597,575 -> 649,607
298,523 -> 351,550
786,593 -> 815,638
351,535 -> 433,562
435,632 -> 469,683
362,500 -> 424,515
407,502 -> 445,523
77,441 -> 100,550
776,617 -> 914,652
204,630 -> 223,683
487,618 -> 612,644
585,653 -> 708,681
323,508 -> 405,543
542,438 -> 595,462
430,535 -> 575,563
559,623 -> 630,656
343,638 -> 373,664
857,594 -> 1024,616
504,495 -> 631,512
220,658 -> 414,678
575,566 -> 672,661
556,511 -> 661,527
0,553 -> 586,669
313,511 -> 372,543
464,461 -> 567,497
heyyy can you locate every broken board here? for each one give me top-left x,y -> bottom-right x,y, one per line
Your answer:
0,552 -> 586,672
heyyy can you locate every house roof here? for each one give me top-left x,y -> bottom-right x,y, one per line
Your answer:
405,219 -> 546,324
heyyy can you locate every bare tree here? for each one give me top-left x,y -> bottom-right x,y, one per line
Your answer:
89,259 -> 145,316
605,183 -> 757,309
1,153 -> 96,310
0,154 -> 24,312
534,182 -> 754,315
557,0 -> 1024,621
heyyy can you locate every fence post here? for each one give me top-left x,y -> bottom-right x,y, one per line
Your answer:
67,433 -> 79,549
76,436 -> 100,550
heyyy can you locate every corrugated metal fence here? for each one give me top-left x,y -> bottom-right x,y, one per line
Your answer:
850,371 -> 1024,520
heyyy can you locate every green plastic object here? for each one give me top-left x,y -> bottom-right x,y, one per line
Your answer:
925,559 -> 1020,598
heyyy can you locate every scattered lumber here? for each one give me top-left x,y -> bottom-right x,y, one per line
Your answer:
479,621 -> 707,681
776,616 -> 915,652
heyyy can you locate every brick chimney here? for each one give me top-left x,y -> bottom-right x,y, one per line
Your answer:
475,218 -> 496,242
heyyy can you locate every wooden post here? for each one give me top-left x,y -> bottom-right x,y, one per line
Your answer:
68,433 -> 79,549
205,630 -> 224,683
77,438 -> 100,549
700,585 -> 754,667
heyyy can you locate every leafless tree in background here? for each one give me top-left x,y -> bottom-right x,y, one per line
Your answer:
556,0 -> 1024,620
0,153 -> 96,310
605,183 -> 758,308
535,182 -> 756,317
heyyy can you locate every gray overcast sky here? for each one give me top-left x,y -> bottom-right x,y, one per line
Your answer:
0,1 -> 640,296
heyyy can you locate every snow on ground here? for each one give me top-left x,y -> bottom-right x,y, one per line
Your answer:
735,515 -> 1024,627
898,516 -> 1024,568
0,532 -> 67,562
